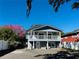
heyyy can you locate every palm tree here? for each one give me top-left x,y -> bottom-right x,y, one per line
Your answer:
26,0 -> 79,16
72,2 -> 79,9
26,0 -> 32,16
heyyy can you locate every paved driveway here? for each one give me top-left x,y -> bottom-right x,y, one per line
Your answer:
0,48 -> 62,59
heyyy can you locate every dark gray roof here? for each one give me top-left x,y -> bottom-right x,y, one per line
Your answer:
73,29 -> 79,32
62,29 -> 79,37
61,32 -> 78,37
26,24 -> 62,32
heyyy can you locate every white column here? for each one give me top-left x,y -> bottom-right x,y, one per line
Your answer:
46,41 -> 49,49
32,31 -> 35,49
47,31 -> 48,39
59,32 -> 61,36
59,32 -> 61,47
27,40 -> 31,49
37,32 -> 39,39
44,33 -> 46,39
70,42 -> 73,49
75,42 -> 78,50
30,30 -> 32,38
33,41 -> 34,49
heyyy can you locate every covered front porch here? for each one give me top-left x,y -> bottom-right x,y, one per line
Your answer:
27,41 -> 60,49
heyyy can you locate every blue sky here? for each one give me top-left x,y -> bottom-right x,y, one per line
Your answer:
0,0 -> 79,33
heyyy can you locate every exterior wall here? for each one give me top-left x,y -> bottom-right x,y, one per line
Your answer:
0,40 -> 8,50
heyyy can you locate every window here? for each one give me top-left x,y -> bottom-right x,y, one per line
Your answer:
35,32 -> 46,39
39,32 -> 47,39
35,32 -> 39,38
52,32 -> 59,35
48,32 -> 52,39
48,32 -> 58,39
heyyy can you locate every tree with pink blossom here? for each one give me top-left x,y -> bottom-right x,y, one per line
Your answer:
3,25 -> 26,48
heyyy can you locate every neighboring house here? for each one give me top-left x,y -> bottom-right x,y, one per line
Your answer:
61,31 -> 79,50
26,25 -> 62,49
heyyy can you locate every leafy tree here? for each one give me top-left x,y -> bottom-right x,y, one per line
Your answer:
26,0 -> 79,16
61,32 -> 64,36
4,25 -> 26,48
0,28 -> 18,48
4,25 -> 25,39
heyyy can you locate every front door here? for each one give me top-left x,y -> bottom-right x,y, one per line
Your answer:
36,41 -> 40,49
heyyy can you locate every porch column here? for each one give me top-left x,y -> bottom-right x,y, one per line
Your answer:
27,40 -> 31,49
30,30 -> 32,38
33,41 -> 35,49
47,31 -> 48,39
46,41 -> 49,49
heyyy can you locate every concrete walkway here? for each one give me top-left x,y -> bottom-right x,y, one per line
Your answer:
0,48 -> 62,59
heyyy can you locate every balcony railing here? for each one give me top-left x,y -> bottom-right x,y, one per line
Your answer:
33,35 -> 58,39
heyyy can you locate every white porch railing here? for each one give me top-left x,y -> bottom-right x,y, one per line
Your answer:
27,35 -> 59,39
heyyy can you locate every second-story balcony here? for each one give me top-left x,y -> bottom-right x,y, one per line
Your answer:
35,35 -> 58,39
27,35 -> 60,41
26,31 -> 61,41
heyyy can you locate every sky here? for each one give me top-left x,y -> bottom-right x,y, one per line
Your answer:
0,0 -> 79,33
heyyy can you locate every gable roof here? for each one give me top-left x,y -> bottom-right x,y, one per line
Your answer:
26,24 -> 62,32
73,29 -> 79,32
62,32 -> 78,37
62,31 -> 79,37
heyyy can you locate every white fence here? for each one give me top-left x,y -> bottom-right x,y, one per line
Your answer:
0,40 -> 8,50
61,42 -> 79,50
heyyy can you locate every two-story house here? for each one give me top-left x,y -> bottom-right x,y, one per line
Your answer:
26,25 -> 62,49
